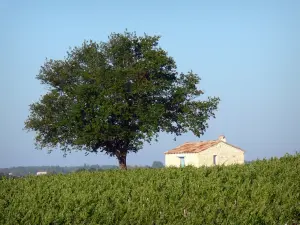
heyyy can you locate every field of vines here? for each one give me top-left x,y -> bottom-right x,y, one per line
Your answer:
1,153 -> 299,225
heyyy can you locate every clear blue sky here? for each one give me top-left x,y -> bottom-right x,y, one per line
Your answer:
0,0 -> 299,167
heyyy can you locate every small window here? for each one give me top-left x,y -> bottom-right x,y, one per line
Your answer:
178,156 -> 185,167
213,155 -> 217,165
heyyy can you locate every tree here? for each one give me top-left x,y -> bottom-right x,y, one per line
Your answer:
152,161 -> 164,168
0,172 -> 6,180
24,31 -> 220,170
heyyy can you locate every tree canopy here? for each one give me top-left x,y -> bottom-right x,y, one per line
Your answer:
24,31 -> 220,169
152,161 -> 164,168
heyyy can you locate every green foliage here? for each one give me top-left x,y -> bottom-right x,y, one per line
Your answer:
24,30 -> 220,169
1,154 -> 299,224
0,173 -> 7,180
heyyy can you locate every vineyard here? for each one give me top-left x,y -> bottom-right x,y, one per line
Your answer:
1,154 -> 299,224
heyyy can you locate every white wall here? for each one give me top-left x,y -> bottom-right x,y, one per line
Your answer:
165,153 -> 199,167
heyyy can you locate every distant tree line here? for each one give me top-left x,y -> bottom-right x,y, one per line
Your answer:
0,161 -> 164,177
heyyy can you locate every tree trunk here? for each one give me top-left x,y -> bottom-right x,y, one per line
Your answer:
116,151 -> 127,170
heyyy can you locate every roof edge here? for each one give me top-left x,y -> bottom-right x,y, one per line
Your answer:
164,140 -> 245,154
164,141 -> 219,154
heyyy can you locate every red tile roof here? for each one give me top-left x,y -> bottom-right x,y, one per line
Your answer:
164,140 -> 244,154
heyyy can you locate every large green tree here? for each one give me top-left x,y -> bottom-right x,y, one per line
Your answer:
24,31 -> 220,169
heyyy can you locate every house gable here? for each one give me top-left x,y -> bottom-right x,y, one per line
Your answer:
197,142 -> 244,166
220,142 -> 245,153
